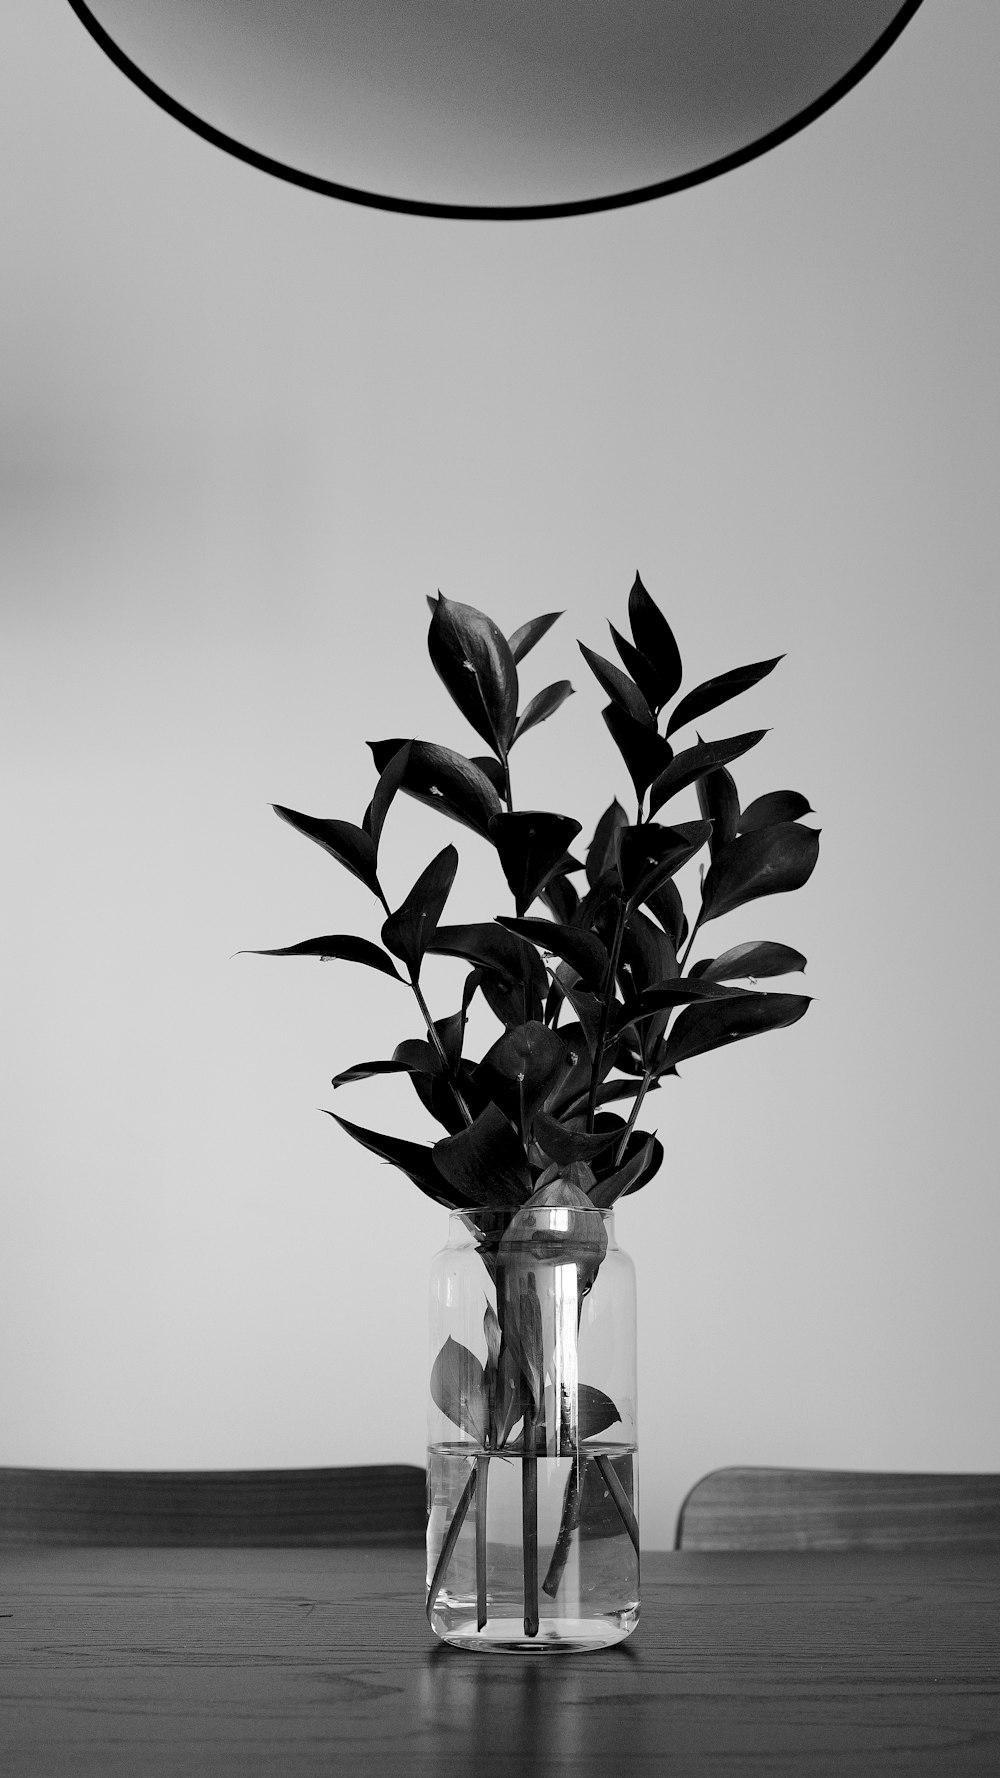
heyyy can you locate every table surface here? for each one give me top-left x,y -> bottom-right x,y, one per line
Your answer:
3,1545 -> 999,1776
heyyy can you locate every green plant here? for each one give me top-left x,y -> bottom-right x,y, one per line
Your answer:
250,574 -> 817,1206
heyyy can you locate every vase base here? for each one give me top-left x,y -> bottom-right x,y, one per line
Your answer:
432,1608 -> 639,1654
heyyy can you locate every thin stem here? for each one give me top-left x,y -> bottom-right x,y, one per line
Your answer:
410,974 -> 475,1128
542,1455 -> 584,1599
612,1069 -> 655,1168
503,754 -> 514,813
425,1463 -> 477,1626
676,912 -> 702,977
595,1453 -> 640,1559
585,898 -> 628,1135
522,1428 -> 539,1637
475,1454 -> 490,1631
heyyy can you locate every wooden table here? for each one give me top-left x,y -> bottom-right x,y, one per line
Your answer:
3,1546 -> 999,1775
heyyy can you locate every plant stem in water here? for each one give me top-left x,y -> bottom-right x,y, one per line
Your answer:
542,1454 -> 584,1598
425,1462 -> 476,1626
475,1454 -> 490,1630
522,1431 -> 539,1636
595,1452 -> 640,1557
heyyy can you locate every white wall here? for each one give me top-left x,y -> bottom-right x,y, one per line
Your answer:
2,0 -> 998,1549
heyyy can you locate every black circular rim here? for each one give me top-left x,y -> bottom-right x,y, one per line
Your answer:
64,0 -> 926,220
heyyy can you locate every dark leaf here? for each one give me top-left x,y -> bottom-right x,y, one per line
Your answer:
620,820 -> 713,906
550,966 -> 605,1060
532,1113 -> 618,1167
602,704 -> 674,799
428,594 -> 519,759
330,1058 -> 413,1087
739,790 -> 814,834
660,991 -> 811,1070
586,800 -> 628,888
648,731 -> 768,819
392,1038 -> 442,1074
578,642 -> 653,728
479,969 -> 546,1030
617,910 -> 677,1066
560,1076 -> 660,1119
697,766 -> 740,855
433,1011 -> 466,1072
362,741 -> 411,853
608,622 -> 664,715
381,844 -> 458,978
368,738 -> 503,837
578,1383 -> 622,1440
643,879 -> 688,950
430,1337 -> 488,1442
512,680 -> 575,743
241,933 -> 402,980
497,917 -> 610,994
326,1113 -> 468,1208
479,1022 -> 573,1134
623,979 -> 753,1027
427,922 -> 548,996
540,873 -> 580,924
665,656 -> 783,739
628,573 -> 682,709
271,806 -> 380,900
432,1103 -> 531,1206
699,940 -> 807,981
701,823 -> 820,923
490,810 -> 583,917
469,754 -> 508,795
508,610 -> 562,665
547,1025 -> 617,1116
588,1129 -> 664,1207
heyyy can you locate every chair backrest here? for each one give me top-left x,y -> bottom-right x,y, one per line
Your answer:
0,1464 -> 426,1547
675,1466 -> 1000,1551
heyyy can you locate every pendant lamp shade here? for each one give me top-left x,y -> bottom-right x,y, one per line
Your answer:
66,1 -> 925,219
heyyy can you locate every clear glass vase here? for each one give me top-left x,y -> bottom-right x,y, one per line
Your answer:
426,1189 -> 638,1653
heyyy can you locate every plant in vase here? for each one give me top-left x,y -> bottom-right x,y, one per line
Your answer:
248,575 -> 819,1651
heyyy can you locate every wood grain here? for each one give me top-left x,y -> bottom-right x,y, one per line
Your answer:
0,1464 -> 427,1547
2,1547 -> 999,1776
675,1466 -> 1000,1550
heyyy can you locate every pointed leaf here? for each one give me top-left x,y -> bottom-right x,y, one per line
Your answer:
665,656 -> 783,738
469,754 -> 508,795
427,922 -> 548,995
428,594 -> 519,759
479,1022 -> 573,1132
496,917 -> 610,994
648,731 -> 768,818
578,642 -> 653,728
628,572 -> 682,709
430,1337 -> 488,1442
699,941 -> 807,982
432,1104 -> 531,1206
368,738 -> 502,836
620,820 -> 713,906
326,1113 -> 468,1208
532,1113 -> 617,1167
643,879 -> 688,950
381,844 -> 458,978
540,873 -> 580,924
363,741 -> 411,853
661,991 -> 810,1069
578,1383 -> 622,1440
508,610 -> 562,665
330,1059 -> 414,1087
623,979 -> 753,1028
587,1129 -> 664,1207
489,810 -> 583,917
697,765 -> 740,854
512,680 -> 575,743
551,966 -> 605,1060
701,823 -> 820,923
271,806 -> 380,899
602,704 -> 674,798
586,800 -> 628,888
242,934 -> 402,980
608,622 -> 664,715
739,790 -> 814,834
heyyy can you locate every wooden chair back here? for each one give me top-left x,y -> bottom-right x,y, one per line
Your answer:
0,1464 -> 426,1547
675,1466 -> 1000,1551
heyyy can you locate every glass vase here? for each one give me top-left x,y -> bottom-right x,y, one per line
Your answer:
426,1192 -> 638,1653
